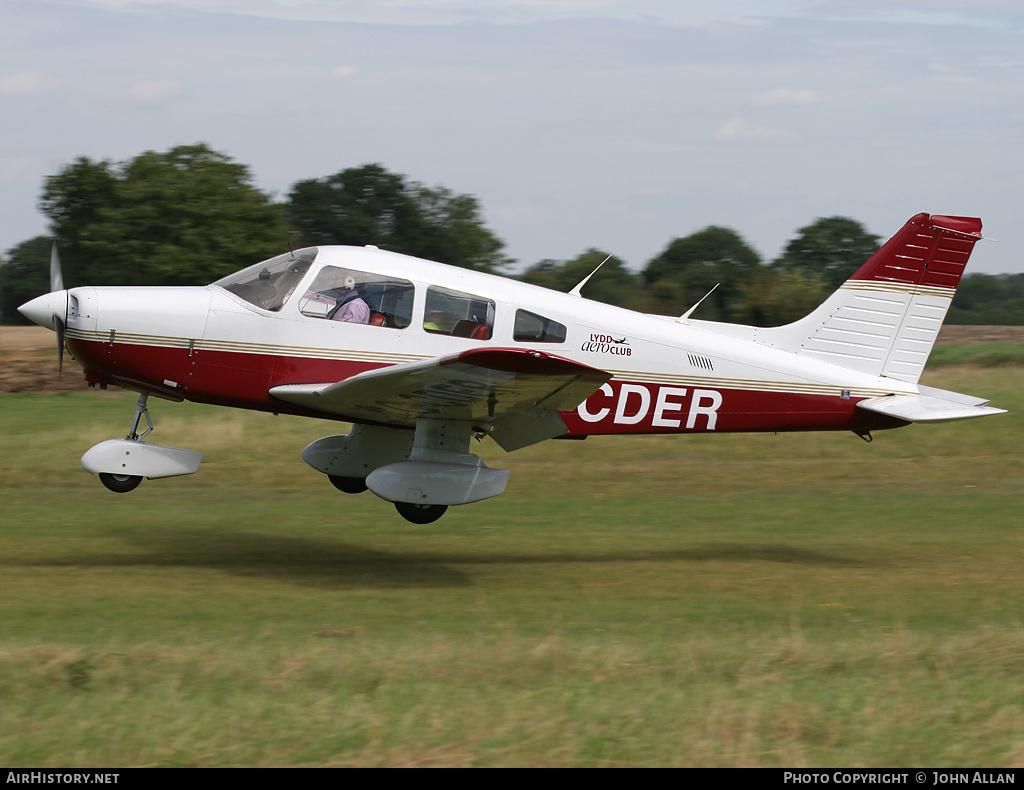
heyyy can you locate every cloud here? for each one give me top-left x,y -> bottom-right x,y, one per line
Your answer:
0,156 -> 38,185
49,0 -> 1024,27
715,117 -> 795,143
122,79 -> 184,105
810,0 -> 1024,27
927,61 -> 983,86
979,55 -> 1023,68
332,65 -> 358,81
46,0 -> 805,26
749,87 -> 818,107
68,0 -> 479,25
0,70 -> 59,96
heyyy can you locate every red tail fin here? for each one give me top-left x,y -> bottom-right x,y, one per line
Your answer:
760,214 -> 983,384
849,213 -> 982,291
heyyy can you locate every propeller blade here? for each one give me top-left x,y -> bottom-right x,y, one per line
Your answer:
49,243 -> 69,379
50,243 -> 64,292
54,313 -> 66,380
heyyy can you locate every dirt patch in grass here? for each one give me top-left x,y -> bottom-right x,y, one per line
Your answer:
1,326 -> 86,393
1,326 -> 56,353
937,325 -> 1024,344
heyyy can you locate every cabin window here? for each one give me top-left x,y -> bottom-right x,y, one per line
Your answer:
299,265 -> 414,328
214,248 -> 317,312
513,310 -> 567,344
423,286 -> 494,340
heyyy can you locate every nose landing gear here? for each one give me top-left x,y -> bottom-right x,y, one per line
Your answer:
81,393 -> 203,492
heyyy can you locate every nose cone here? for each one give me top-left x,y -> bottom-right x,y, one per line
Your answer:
18,291 -> 68,330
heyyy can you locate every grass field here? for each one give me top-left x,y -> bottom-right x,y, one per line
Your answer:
0,361 -> 1022,766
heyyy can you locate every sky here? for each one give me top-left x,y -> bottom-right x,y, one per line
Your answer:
2,0 -> 1022,276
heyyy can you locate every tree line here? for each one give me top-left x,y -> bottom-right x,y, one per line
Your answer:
1,143 -> 1019,325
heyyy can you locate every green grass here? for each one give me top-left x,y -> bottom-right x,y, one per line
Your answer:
0,367 -> 1022,766
928,341 -> 1024,368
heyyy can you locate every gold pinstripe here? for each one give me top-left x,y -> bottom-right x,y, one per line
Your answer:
67,327 -> 907,400
839,281 -> 956,300
600,369 -> 902,398
66,327 -> 425,366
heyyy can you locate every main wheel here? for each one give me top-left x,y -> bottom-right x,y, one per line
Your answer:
395,501 -> 448,524
328,475 -> 368,494
98,472 -> 143,493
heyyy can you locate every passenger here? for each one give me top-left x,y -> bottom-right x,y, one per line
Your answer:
423,310 -> 445,333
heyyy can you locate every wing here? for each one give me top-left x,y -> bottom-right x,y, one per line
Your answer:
269,347 -> 611,451
856,385 -> 1005,423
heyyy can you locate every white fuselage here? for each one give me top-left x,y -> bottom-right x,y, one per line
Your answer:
51,245 -> 914,437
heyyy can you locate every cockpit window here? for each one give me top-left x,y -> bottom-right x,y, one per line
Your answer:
514,310 -> 566,343
300,265 -> 414,328
213,248 -> 317,312
423,286 -> 494,340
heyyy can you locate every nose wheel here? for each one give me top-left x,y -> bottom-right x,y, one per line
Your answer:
98,472 -> 143,493
394,502 -> 448,524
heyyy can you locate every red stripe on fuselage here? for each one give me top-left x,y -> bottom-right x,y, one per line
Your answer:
561,379 -> 903,435
68,337 -> 378,417
68,338 -> 906,434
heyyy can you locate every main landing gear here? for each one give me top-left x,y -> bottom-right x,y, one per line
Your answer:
81,393 -> 203,492
327,474 -> 446,522
328,479 -> 448,523
394,502 -> 448,524
302,421 -> 508,524
328,475 -> 368,494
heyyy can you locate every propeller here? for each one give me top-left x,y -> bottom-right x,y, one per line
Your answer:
50,242 -> 63,292
50,243 -> 68,379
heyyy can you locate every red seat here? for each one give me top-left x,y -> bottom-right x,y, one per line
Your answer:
451,320 -> 477,337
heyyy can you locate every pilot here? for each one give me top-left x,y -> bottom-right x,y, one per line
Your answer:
327,276 -> 371,324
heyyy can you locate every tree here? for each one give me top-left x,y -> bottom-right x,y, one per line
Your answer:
40,144 -> 288,287
772,216 -> 880,289
947,273 -> 1024,325
520,249 -> 637,307
731,269 -> 831,327
287,164 -> 409,249
286,164 -> 510,273
642,226 -> 761,320
39,158 -> 118,259
0,236 -> 52,325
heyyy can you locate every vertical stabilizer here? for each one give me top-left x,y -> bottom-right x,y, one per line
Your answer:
759,213 -> 983,383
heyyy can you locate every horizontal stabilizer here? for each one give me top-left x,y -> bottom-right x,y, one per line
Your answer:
856,385 -> 1005,424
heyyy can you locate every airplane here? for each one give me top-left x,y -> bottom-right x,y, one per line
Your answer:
18,212 -> 1005,523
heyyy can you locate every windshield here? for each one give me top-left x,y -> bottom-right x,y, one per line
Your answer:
213,248 -> 318,311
